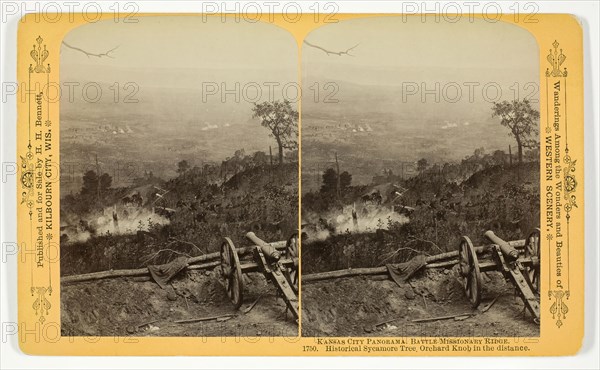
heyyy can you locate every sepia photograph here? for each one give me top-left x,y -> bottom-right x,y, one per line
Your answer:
7,1 -> 593,361
58,16 -> 299,337
300,16 -> 541,337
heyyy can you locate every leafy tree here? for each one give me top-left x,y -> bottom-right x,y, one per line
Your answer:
252,151 -> 268,166
417,158 -> 429,173
340,171 -> 352,191
99,173 -> 112,192
234,149 -> 246,160
320,168 -> 338,194
285,149 -> 299,163
80,170 -> 112,200
524,147 -> 541,163
177,160 -> 190,174
492,99 -> 540,164
80,170 -> 99,197
492,150 -> 507,165
473,147 -> 485,159
252,100 -> 298,165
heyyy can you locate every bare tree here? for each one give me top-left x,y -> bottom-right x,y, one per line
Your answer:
491,99 -> 540,164
303,40 -> 359,56
61,41 -> 118,58
252,100 -> 298,165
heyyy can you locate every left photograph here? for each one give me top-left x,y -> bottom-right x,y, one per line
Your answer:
59,16 -> 299,337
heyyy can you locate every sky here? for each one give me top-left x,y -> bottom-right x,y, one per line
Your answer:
62,15 -> 297,70
302,16 -> 539,87
61,15 -> 538,93
61,16 -> 298,87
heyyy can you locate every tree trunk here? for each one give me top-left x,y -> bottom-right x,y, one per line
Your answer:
95,154 -> 101,201
516,137 -> 523,164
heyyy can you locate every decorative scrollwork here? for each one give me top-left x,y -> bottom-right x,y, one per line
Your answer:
32,286 -> 52,324
549,290 -> 569,328
546,40 -> 567,77
30,36 -> 50,74
20,151 -> 35,215
563,154 -> 578,217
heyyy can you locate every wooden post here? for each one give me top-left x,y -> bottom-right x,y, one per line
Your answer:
352,202 -> 358,231
95,154 -> 101,201
335,152 -> 341,200
112,205 -> 120,234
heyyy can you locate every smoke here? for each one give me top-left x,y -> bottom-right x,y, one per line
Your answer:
303,203 -> 409,242
95,207 -> 170,235
61,206 -> 170,244
63,229 -> 92,244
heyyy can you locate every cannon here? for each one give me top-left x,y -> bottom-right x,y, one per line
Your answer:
458,228 -> 541,322
219,231 -> 299,320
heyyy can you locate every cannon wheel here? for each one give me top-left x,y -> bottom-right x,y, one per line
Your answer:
524,228 -> 541,294
220,238 -> 243,309
283,233 -> 299,293
458,236 -> 482,308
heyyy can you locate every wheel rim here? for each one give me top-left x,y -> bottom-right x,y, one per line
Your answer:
220,237 -> 243,309
458,236 -> 482,308
284,233 -> 299,293
524,228 -> 541,294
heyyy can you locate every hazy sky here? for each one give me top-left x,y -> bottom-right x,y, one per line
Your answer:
62,16 -> 297,81
302,16 -> 539,86
62,15 -> 538,87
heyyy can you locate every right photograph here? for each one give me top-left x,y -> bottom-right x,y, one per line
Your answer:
300,16 -> 541,337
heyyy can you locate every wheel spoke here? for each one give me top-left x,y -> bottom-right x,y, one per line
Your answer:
465,277 -> 471,295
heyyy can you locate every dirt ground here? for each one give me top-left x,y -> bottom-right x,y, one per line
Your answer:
61,269 -> 298,338
301,266 -> 540,337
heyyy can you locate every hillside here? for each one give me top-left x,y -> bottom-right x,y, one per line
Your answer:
60,159 -> 298,276
301,160 -> 540,337
301,161 -> 540,274
60,155 -> 299,336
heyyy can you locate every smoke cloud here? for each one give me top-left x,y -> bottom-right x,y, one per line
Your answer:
61,206 -> 170,244
303,203 -> 409,242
